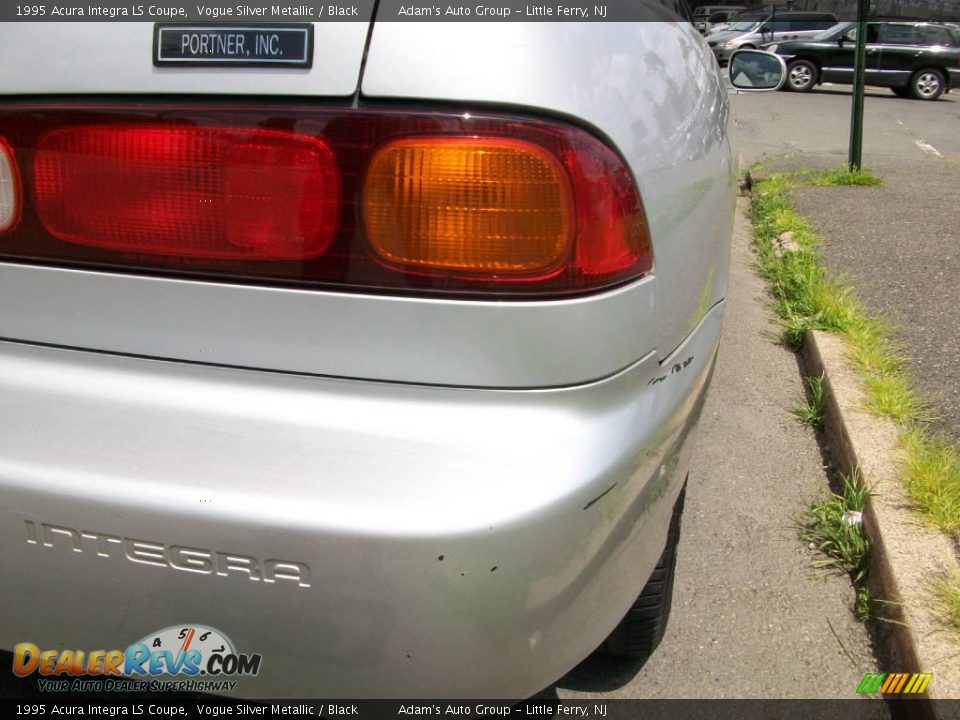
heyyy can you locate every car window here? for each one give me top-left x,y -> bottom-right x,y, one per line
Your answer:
881,23 -> 922,45
693,5 -> 721,17
918,26 -> 954,46
761,20 -> 790,32
840,23 -> 881,43
727,15 -> 766,31
790,19 -> 836,31
814,22 -> 853,40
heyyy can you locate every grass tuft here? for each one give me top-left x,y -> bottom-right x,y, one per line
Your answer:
856,585 -> 874,622
900,429 -> 960,536
793,374 -> 827,430
810,166 -> 884,187
863,374 -> 926,424
801,471 -> 874,619
801,471 -> 871,585
932,572 -> 960,636
843,316 -> 904,376
747,174 -> 867,348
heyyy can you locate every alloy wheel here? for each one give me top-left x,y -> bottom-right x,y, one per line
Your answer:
789,64 -> 813,90
916,72 -> 941,98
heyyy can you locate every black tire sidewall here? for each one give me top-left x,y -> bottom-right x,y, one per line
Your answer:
600,487 -> 685,660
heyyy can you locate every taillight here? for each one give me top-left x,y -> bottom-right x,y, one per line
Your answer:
364,137 -> 572,275
0,105 -> 652,298
0,137 -> 21,234
33,126 -> 339,259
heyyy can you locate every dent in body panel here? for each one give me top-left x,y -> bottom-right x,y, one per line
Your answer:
0,303 -> 723,696
466,308 -> 720,689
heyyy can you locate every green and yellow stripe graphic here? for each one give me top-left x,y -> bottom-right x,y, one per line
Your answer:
857,672 -> 932,694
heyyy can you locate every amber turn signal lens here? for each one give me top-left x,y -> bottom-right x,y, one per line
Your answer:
363,138 -> 572,274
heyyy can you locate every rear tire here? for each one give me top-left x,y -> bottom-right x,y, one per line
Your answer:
601,487 -> 685,660
785,60 -> 817,92
910,69 -> 945,101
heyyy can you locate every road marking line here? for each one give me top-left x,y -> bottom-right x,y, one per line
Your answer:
915,139 -> 943,158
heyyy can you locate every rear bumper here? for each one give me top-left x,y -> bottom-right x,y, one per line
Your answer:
711,46 -> 732,64
0,302 -> 723,698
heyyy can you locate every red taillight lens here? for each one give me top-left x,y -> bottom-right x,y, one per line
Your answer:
33,125 -> 340,259
0,106 -> 651,298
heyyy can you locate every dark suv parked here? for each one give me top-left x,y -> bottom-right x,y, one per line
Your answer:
770,20 -> 960,100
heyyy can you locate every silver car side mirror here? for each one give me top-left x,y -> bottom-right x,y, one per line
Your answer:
728,49 -> 787,92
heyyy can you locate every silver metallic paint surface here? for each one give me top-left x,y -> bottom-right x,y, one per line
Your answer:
0,20 -> 732,385
0,302 -> 722,698
0,23 -> 369,96
0,263 -> 657,388
361,21 -> 735,358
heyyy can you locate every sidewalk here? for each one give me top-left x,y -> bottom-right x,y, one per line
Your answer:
769,154 -> 960,444
730,86 -> 960,442
747,156 -> 960,705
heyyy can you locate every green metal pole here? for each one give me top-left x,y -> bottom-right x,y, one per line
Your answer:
848,0 -> 870,170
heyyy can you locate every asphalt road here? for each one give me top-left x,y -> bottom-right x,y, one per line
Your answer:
554,198 -> 881,699
732,83 -> 960,163
733,84 -> 960,442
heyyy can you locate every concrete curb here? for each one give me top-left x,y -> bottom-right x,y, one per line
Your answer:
803,329 -> 960,711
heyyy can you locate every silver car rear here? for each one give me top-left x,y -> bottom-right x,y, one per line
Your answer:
0,15 -> 734,697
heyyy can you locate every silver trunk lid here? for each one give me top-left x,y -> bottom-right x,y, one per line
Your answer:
0,21 -> 676,389
0,22 -> 369,96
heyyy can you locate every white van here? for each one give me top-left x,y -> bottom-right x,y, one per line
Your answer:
692,5 -> 746,33
707,11 -> 839,63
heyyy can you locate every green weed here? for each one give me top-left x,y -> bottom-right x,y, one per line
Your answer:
932,572 -> 960,636
900,429 -> 960,536
793,374 -> 827,430
810,166 -> 884,187
801,471 -> 871,586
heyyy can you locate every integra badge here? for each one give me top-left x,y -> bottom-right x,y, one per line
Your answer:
153,24 -> 313,67
24,520 -> 311,588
